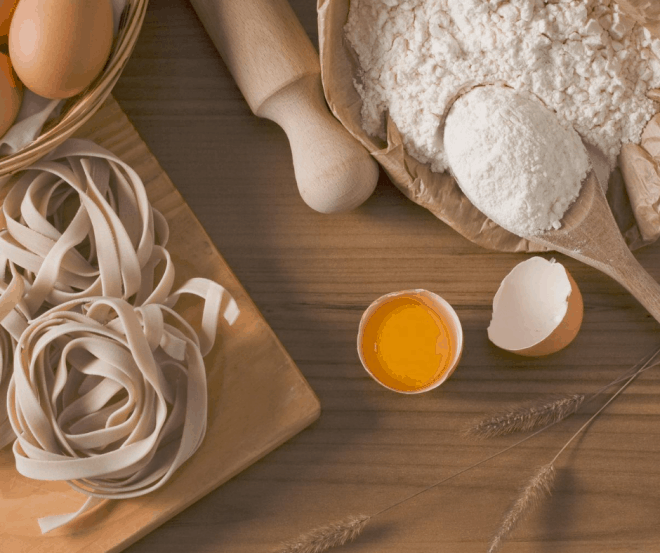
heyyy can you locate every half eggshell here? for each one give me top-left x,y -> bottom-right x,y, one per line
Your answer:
487,257 -> 583,357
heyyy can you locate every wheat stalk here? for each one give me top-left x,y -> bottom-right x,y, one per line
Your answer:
488,350 -> 658,552
279,346 -> 660,553
276,515 -> 370,553
466,393 -> 585,438
468,345 -> 660,439
488,463 -> 555,553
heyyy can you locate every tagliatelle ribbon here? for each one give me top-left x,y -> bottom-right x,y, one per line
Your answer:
0,139 -> 241,533
8,287 -> 238,533
0,138 -> 172,313
0,327 -> 14,450
0,259 -> 30,449
0,139 -> 175,449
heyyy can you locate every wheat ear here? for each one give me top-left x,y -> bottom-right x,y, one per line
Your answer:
468,345 -> 660,439
488,463 -> 555,553
488,350 -> 657,552
466,394 -> 585,438
278,347 -> 660,553
276,515 -> 370,553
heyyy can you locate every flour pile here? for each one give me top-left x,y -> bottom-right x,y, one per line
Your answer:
345,0 -> 660,172
444,86 -> 589,236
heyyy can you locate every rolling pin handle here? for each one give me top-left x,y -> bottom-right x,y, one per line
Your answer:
189,0 -> 378,213
258,74 -> 378,213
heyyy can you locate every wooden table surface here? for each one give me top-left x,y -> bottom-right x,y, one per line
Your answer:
112,1 -> 660,552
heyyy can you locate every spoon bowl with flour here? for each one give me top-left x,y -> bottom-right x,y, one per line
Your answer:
445,85 -> 660,324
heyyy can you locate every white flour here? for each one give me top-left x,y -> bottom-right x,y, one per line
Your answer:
345,0 -> 660,173
444,86 -> 589,235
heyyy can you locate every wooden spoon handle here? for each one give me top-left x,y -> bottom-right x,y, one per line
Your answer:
543,237 -> 660,325
531,171 -> 660,325
607,249 -> 660,325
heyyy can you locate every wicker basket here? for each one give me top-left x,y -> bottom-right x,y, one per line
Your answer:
0,0 -> 149,177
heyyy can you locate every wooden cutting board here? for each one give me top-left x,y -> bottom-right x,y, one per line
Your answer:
0,96 -> 321,553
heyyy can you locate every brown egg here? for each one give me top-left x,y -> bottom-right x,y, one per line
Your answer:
9,0 -> 113,99
0,0 -> 20,38
0,52 -> 22,138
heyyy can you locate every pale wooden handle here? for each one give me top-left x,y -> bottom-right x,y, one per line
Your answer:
547,239 -> 660,325
258,74 -> 378,213
188,0 -> 318,112
531,169 -> 660,325
189,0 -> 378,213
609,250 -> 660,325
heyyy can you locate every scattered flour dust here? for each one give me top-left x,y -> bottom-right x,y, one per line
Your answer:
444,86 -> 589,236
345,0 -> 660,173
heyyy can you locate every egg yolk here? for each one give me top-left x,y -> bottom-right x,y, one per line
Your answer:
360,296 -> 452,392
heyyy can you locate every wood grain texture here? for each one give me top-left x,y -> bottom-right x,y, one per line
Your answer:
105,1 -> 660,551
0,96 -> 320,552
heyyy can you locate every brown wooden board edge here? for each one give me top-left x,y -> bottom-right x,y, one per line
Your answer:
0,95 -> 321,552
111,403 -> 321,553
102,96 -> 321,551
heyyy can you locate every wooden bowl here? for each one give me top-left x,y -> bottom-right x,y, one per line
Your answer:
0,0 -> 148,177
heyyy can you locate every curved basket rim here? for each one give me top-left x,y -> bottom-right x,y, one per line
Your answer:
0,0 -> 149,176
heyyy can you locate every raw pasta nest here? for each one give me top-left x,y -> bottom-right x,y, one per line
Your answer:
0,138 -> 240,532
8,291 -> 236,533
0,138 -> 173,313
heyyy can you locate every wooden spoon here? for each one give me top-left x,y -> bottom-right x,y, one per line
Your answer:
527,167 -> 660,324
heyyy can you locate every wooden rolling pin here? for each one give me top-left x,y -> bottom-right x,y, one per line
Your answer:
189,0 -> 379,213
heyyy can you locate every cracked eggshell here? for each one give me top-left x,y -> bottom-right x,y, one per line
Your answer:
487,257 -> 583,357
357,289 -> 464,394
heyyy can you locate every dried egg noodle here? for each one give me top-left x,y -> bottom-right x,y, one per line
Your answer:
0,328 -> 15,449
0,262 -> 29,449
8,291 -> 237,533
0,138 -> 173,313
0,138 -> 176,452
0,139 -> 240,532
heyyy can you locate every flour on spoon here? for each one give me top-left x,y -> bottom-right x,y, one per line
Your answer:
443,86 -> 589,236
